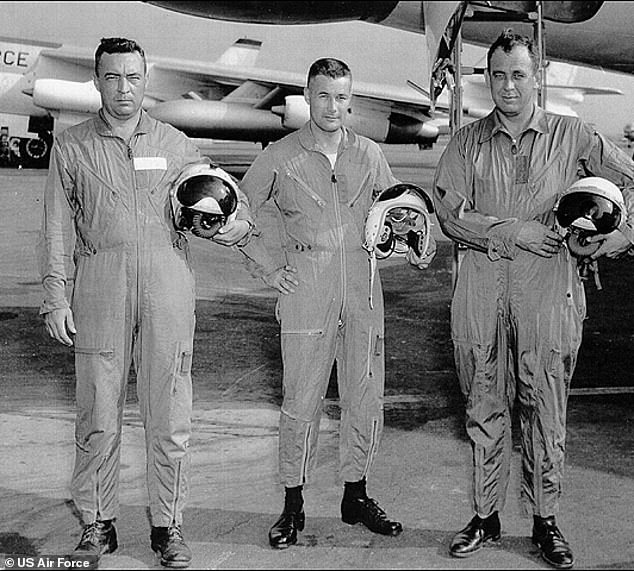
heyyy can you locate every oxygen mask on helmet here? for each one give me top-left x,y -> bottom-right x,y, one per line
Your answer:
363,183 -> 435,308
365,183 -> 435,262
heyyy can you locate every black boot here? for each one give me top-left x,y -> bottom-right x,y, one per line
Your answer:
449,512 -> 501,558
151,525 -> 192,568
70,519 -> 118,570
341,479 -> 402,536
268,486 -> 305,549
532,515 -> 574,569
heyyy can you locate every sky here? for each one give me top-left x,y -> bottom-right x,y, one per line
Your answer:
2,1 -> 634,140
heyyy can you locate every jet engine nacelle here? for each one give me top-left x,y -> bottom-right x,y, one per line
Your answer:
147,99 -> 287,141
32,79 -> 160,117
274,95 -> 438,147
275,95 -> 309,130
32,79 -> 102,114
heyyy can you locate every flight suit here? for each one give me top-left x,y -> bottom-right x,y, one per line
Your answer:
40,110 -> 250,526
240,123 -> 398,486
433,106 -> 634,517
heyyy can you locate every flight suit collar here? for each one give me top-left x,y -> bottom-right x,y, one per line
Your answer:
94,108 -> 152,138
298,121 -> 355,153
479,104 -> 550,143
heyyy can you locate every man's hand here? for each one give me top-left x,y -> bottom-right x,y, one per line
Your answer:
44,307 -> 76,346
263,265 -> 299,295
516,221 -> 564,258
212,219 -> 251,246
587,229 -> 632,260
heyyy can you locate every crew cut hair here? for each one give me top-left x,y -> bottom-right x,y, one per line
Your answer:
94,37 -> 147,76
306,58 -> 352,87
487,29 -> 539,73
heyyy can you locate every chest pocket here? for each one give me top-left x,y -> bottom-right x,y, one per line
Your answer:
529,147 -> 565,202
134,155 -> 174,222
133,156 -> 170,193
279,170 -> 327,216
472,143 -> 566,220
471,148 -> 511,216
73,162 -> 123,238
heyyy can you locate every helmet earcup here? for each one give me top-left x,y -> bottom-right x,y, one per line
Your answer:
191,212 -> 225,239
375,222 -> 394,259
566,230 -> 600,258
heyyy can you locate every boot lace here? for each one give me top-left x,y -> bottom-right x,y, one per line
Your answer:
167,525 -> 185,544
362,497 -> 389,523
81,521 -> 106,543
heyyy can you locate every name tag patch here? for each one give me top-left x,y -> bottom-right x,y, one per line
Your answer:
134,156 -> 167,171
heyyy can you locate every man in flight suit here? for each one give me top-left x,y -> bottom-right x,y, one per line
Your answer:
433,29 -> 634,569
39,37 -> 252,569
239,58 -> 435,548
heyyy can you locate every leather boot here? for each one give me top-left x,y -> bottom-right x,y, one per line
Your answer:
151,525 -> 192,568
70,519 -> 118,570
449,512 -> 501,558
341,495 -> 403,536
532,515 -> 574,569
268,510 -> 305,549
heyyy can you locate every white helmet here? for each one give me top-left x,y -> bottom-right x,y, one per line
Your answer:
364,183 -> 434,261
363,183 -> 434,308
554,177 -> 624,233
554,176 -> 625,257
171,163 -> 239,239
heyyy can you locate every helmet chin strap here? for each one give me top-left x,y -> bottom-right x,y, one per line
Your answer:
368,253 -> 377,310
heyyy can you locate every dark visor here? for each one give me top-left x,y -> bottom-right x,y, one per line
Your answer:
556,192 -> 621,234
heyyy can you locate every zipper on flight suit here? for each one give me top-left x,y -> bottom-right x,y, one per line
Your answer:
126,140 -> 143,332
329,159 -> 347,323
348,171 -> 372,208
286,170 -> 326,207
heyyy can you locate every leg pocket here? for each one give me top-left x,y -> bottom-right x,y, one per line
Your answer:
168,341 -> 193,453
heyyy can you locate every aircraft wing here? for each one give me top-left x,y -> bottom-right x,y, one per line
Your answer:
145,54 -> 444,146
545,85 -> 623,96
3,35 -> 446,148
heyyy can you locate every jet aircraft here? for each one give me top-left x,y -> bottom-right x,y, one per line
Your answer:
0,0 -> 624,168
0,33 -> 617,162
144,1 -> 634,75
0,34 -> 450,156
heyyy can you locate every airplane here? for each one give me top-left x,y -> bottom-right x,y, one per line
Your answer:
0,30 -> 618,168
0,33 -> 450,167
0,0 -> 624,170
144,1 -> 634,76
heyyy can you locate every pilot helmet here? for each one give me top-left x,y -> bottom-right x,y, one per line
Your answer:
172,163 -> 239,239
364,183 -> 435,261
554,176 -> 625,257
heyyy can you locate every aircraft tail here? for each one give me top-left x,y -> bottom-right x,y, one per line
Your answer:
0,36 -> 61,74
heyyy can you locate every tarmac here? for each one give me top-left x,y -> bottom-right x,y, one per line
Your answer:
1,150 -> 634,570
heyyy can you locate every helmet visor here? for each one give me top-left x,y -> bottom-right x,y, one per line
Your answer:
556,192 -> 622,234
177,175 -> 238,217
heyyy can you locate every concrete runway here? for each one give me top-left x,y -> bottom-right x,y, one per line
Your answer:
1,142 -> 634,570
